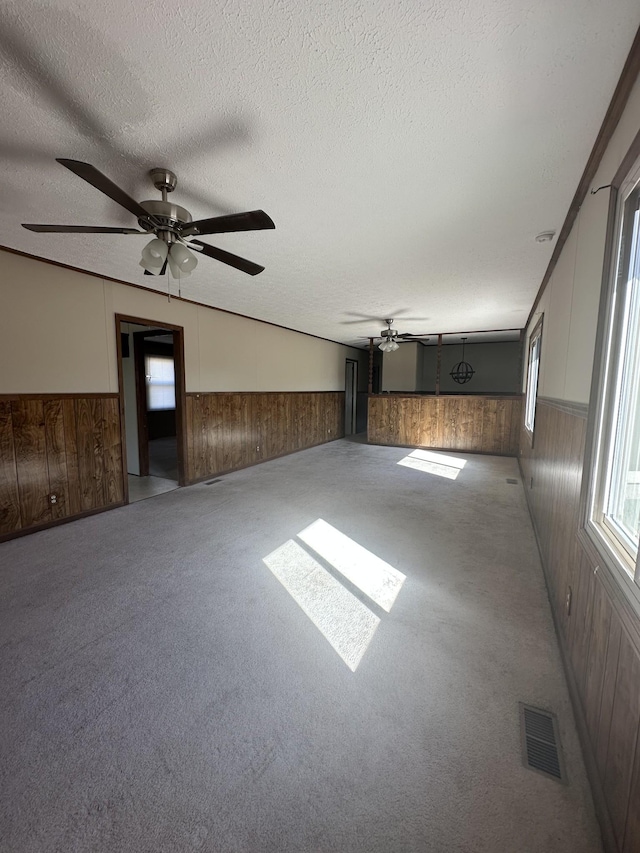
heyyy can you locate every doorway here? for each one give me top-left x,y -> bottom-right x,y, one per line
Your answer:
345,359 -> 358,436
116,315 -> 187,503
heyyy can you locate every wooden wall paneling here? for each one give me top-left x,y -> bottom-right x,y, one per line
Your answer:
519,395 -> 640,852
597,619 -> 622,780
0,401 -> 21,534
309,392 -> 321,445
623,720 -> 640,852
433,397 -> 445,448
252,394 -> 266,462
326,393 -> 338,441
75,398 -> 98,511
102,397 -> 124,505
568,549 -> 596,699
11,399 -> 51,528
416,397 -> 431,447
43,399 -> 69,520
456,398 -> 469,450
185,395 -> 196,482
481,398 -> 498,454
603,629 -> 640,850
583,577 -> 615,748
367,395 -> 521,455
204,394 -> 224,476
62,399 -> 82,516
395,397 -> 409,446
368,396 -> 384,444
470,398 -> 484,451
287,393 -> 299,451
302,392 -> 314,448
328,391 -> 346,438
495,398 -> 511,454
274,393 -> 290,458
236,394 -> 254,469
307,393 -> 320,446
509,399 -> 521,454
187,394 -> 201,481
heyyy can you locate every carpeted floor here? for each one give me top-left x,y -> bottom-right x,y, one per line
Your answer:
0,440 -> 602,852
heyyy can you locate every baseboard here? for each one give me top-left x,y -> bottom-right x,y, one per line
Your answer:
517,458 -> 618,853
0,501 -> 127,544
184,434 -> 345,486
366,438 -> 517,458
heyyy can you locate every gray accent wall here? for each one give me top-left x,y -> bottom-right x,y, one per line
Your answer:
419,341 -> 521,394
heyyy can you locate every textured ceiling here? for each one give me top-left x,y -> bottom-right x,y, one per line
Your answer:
1,0 -> 638,347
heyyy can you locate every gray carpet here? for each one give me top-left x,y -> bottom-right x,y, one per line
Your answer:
0,440 -> 602,852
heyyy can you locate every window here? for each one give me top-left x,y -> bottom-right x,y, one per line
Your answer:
145,355 -> 175,411
587,164 -> 640,592
524,319 -> 543,434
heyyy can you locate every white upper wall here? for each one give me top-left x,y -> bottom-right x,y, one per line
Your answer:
525,74 -> 640,404
0,250 -> 365,394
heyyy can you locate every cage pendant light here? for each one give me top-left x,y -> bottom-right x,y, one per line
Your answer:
450,336 -> 475,384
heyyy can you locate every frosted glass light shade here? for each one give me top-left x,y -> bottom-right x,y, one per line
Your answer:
140,238 -> 168,273
170,242 -> 198,274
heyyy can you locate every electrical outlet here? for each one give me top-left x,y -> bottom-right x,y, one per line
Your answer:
566,586 -> 572,616
48,493 -> 58,505
256,445 -> 260,452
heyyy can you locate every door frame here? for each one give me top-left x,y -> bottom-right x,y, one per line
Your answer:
115,314 -> 188,503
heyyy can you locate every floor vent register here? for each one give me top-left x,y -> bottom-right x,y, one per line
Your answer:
519,703 -> 566,783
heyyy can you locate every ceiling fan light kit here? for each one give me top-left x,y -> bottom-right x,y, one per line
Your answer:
22,160 -> 275,278
375,319 -> 428,352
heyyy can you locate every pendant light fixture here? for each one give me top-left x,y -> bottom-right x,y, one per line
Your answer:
450,336 -> 475,384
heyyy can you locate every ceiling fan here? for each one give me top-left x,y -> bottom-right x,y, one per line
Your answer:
22,159 -> 275,277
362,319 -> 430,352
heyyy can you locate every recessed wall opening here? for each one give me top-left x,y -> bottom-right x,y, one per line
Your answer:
115,314 -> 187,504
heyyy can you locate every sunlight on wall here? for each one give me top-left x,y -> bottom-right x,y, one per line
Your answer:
263,539 -> 380,671
298,519 -> 405,612
397,449 -> 467,480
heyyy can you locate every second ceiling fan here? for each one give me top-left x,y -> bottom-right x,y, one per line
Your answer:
367,319 -> 430,351
22,159 -> 275,276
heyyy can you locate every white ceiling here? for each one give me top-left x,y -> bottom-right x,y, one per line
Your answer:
1,1 -> 638,348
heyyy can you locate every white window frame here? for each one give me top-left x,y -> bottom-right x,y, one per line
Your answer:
524,317 -> 543,436
585,156 -> 640,603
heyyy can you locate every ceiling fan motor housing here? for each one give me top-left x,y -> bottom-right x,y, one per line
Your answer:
138,199 -> 192,236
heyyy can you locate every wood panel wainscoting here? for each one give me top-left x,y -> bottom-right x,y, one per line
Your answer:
519,398 -> 640,853
368,394 -> 522,456
0,394 -> 125,540
185,391 -> 345,482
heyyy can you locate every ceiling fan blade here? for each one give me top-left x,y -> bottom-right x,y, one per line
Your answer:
22,224 -> 143,233
398,332 -> 430,338
190,240 -> 265,275
56,159 -> 153,223
183,210 -> 275,237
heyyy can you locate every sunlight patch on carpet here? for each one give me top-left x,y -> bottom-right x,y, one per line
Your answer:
297,519 -> 405,612
397,449 -> 467,480
263,539 -> 380,671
